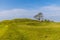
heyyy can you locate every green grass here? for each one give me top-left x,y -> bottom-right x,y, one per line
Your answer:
0,18 -> 60,40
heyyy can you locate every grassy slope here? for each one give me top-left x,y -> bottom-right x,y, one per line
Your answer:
0,18 -> 60,40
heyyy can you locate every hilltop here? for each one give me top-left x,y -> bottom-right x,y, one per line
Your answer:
0,18 -> 54,26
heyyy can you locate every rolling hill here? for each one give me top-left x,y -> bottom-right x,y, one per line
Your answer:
0,18 -> 60,40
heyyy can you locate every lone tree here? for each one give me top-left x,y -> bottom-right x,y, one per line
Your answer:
34,12 -> 43,21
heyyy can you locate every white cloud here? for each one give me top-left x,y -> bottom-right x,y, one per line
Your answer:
0,9 -> 38,20
0,5 -> 60,21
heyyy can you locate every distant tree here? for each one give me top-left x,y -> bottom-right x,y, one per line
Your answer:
44,19 -> 54,22
34,12 -> 43,21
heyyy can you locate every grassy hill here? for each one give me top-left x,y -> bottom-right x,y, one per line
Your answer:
0,18 -> 60,40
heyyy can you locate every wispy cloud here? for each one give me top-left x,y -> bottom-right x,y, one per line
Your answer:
40,5 -> 60,16
40,5 -> 60,21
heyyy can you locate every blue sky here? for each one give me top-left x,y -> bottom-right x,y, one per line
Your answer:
0,0 -> 59,10
0,0 -> 60,21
